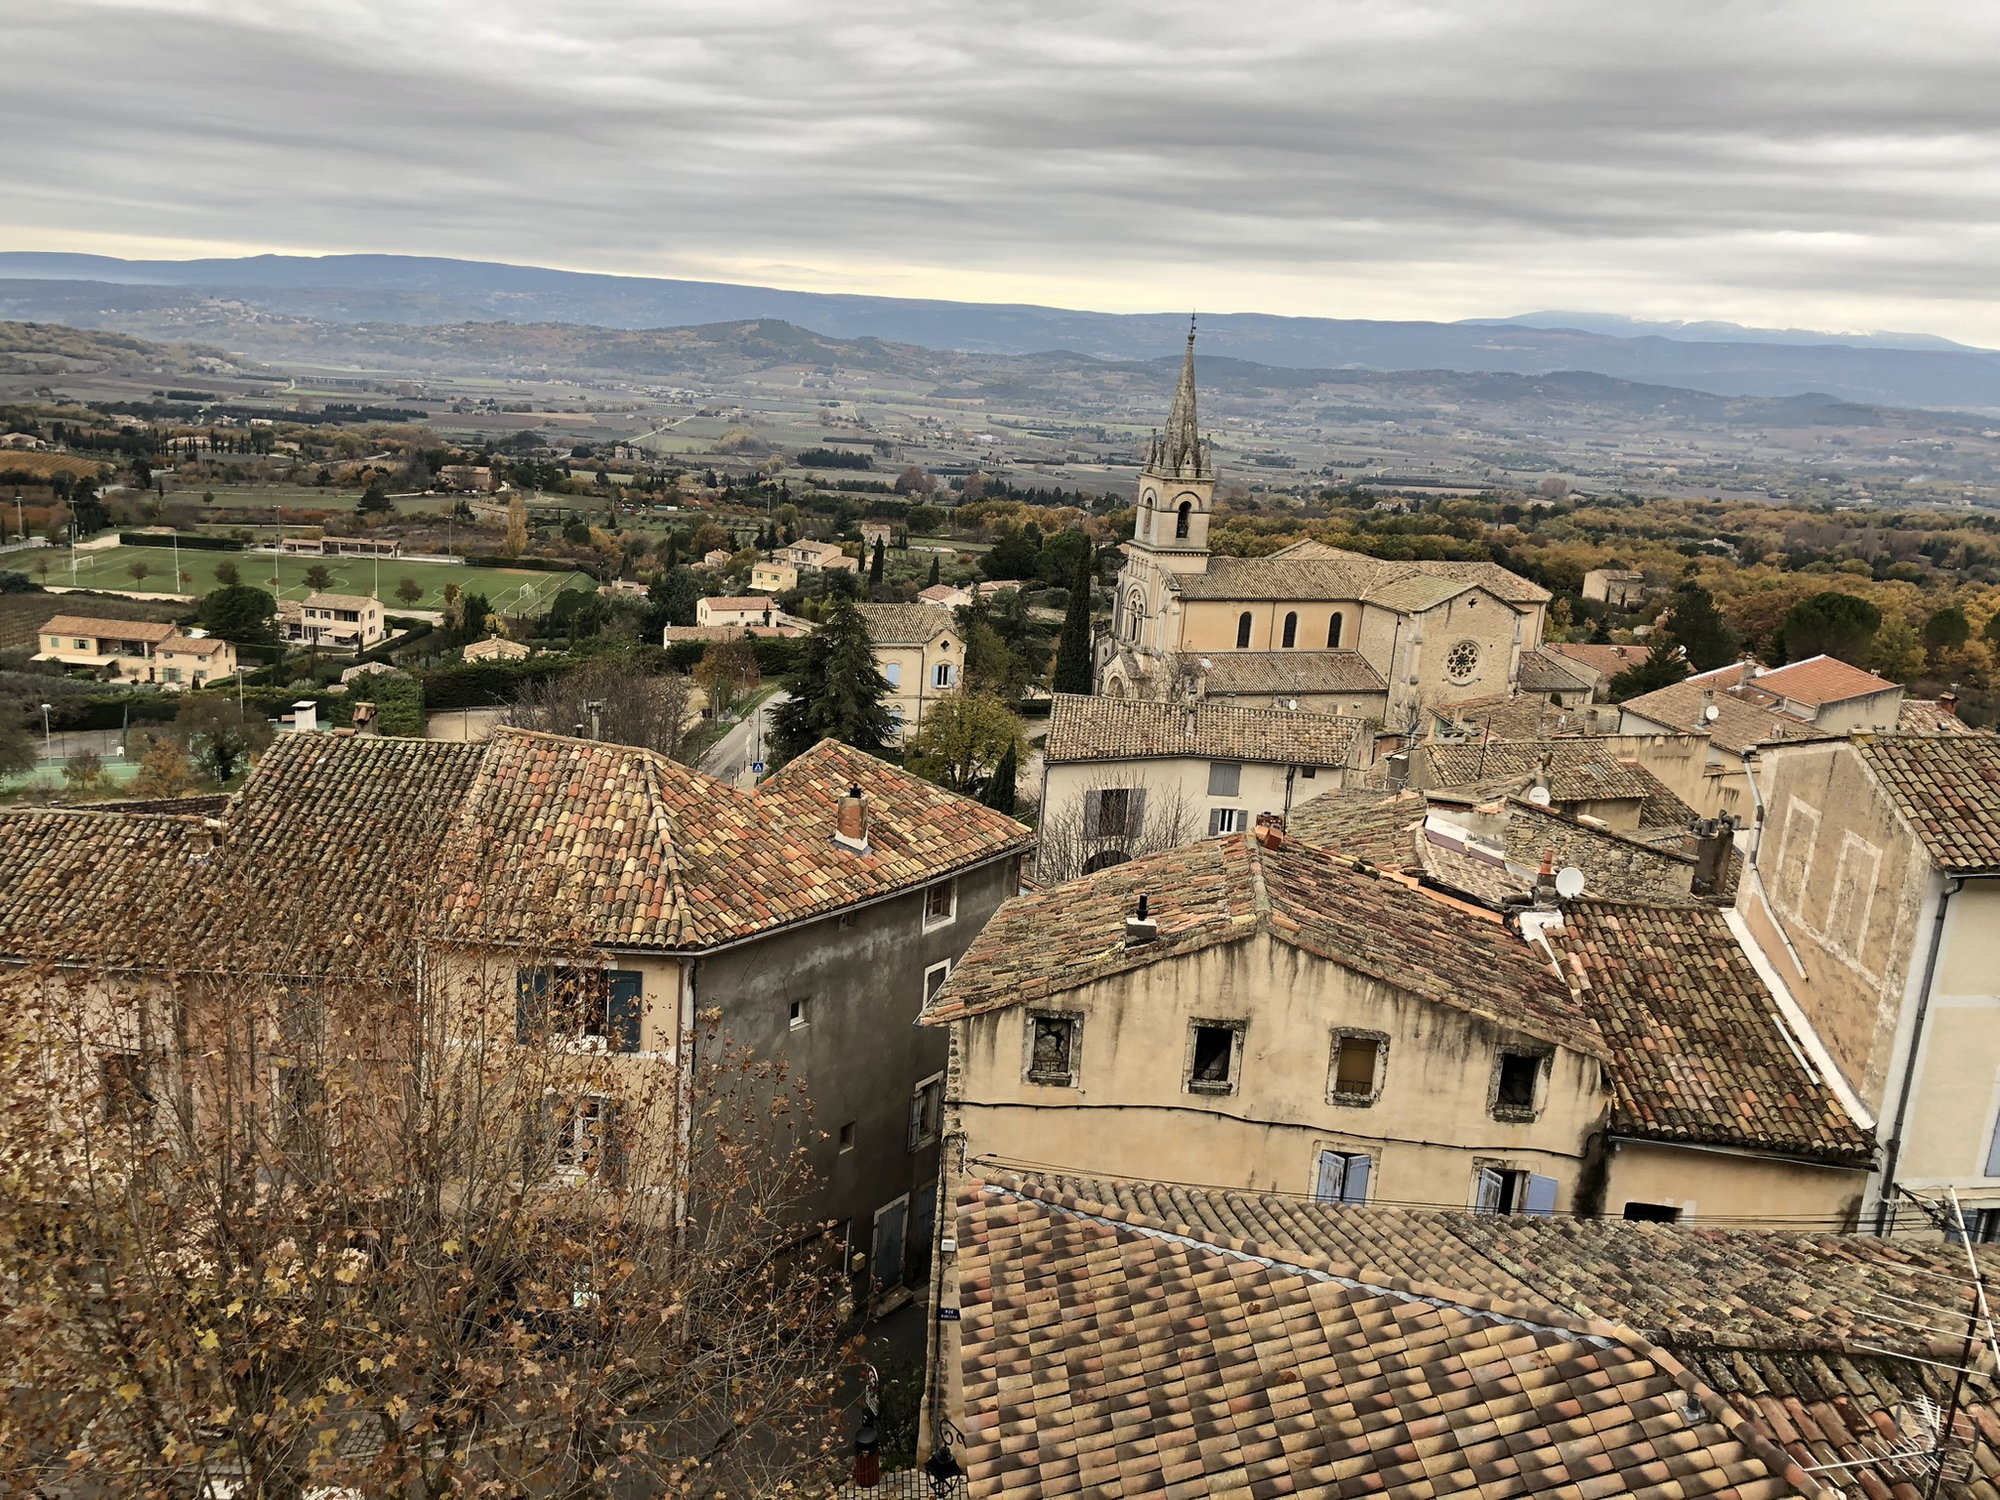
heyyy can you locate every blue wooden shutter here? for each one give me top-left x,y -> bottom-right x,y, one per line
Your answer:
599,1099 -> 627,1186
1314,1151 -> 1345,1203
1474,1167 -> 1506,1215
1339,1153 -> 1372,1206
608,971 -> 643,1053
1525,1174 -> 1559,1218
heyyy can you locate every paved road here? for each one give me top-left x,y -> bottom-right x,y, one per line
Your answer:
700,691 -> 788,785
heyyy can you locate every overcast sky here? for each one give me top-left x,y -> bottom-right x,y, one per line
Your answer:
6,0 -> 1999,340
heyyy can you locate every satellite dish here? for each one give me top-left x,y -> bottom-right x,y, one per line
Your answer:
1554,867 -> 1587,900
1527,786 -> 1552,806
1703,704 -> 1721,722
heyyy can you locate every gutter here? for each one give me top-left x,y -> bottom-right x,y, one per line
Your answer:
1875,874 -> 1966,1235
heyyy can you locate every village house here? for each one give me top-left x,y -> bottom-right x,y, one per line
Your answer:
916,582 -> 970,611
858,520 -> 894,551
779,538 -> 846,571
922,822 -> 1869,1232
699,548 -> 734,570
0,728 -> 1033,1298
1582,566 -> 1649,607
749,559 -> 797,593
1036,692 -> 1368,878
434,464 -> 495,492
276,591 -> 386,652
1099,330 -> 1552,732
853,604 -> 963,742
1736,734 -> 2000,1235
34,614 -> 237,689
922,1172 -> 1998,1498
694,595 -> 779,630
1545,640 -> 1652,700
1402,736 -> 1702,836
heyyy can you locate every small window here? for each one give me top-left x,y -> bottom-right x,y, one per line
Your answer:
546,1094 -> 615,1177
1622,1202 -> 1681,1223
908,1073 -> 943,1152
516,968 -> 643,1052
101,1051 -> 153,1125
1493,1051 -> 1543,1120
1236,611 -> 1252,649
1327,613 -> 1343,649
1281,611 -> 1298,648
1086,787 -> 1141,840
1208,807 -> 1248,835
1474,1167 -> 1558,1217
788,997 -> 810,1031
932,662 -> 956,689
1298,765 -> 1317,780
838,1120 -> 856,1153
1207,762 -> 1241,797
1314,1150 -> 1372,1205
1175,500 -> 1191,539
1329,1032 -> 1384,1103
922,960 -> 952,1007
1026,1013 -> 1079,1086
884,661 -> 902,688
1187,1021 -> 1241,1095
923,879 -> 957,929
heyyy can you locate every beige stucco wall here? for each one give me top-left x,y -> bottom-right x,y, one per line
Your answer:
872,630 -> 962,742
1043,756 -> 1348,852
952,933 -> 1609,1210
1893,881 -> 2000,1202
1743,742 -> 1932,1104
1795,688 -> 1903,735
437,949 -> 687,1060
1602,1140 -> 1865,1228
1179,598 -> 1367,654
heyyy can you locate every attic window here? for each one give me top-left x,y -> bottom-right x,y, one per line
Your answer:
1187,1021 -> 1243,1096
1492,1049 -> 1545,1120
1329,1030 -> 1386,1105
1026,1013 -> 1080,1087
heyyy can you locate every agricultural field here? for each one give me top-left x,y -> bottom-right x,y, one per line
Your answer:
32,544 -> 595,614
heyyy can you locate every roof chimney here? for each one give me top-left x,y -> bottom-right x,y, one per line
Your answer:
1255,811 -> 1285,849
1532,847 -> 1559,908
1939,690 -> 1959,717
1690,813 -> 1735,897
833,784 -> 870,853
291,700 -> 318,734
1125,894 -> 1158,947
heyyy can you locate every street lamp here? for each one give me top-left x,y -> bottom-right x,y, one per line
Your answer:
40,702 -> 52,758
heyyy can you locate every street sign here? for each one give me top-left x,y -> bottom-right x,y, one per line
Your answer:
750,761 -> 766,775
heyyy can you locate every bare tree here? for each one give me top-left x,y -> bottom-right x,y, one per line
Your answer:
501,658 -> 698,762
693,639 -> 760,721
0,915 -> 849,1499
1034,769 -> 1201,883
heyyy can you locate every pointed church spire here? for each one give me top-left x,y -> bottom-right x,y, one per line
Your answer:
1156,314 -> 1209,478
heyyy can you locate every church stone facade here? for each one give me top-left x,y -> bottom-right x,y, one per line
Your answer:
1098,333 -> 1554,732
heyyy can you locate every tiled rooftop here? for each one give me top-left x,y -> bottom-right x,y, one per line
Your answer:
1421,739 -> 1696,827
950,1176 -> 1830,1500
854,603 -> 959,645
1749,654 -> 1899,708
39,615 -> 177,642
1043,692 -> 1364,767
1619,679 -> 1821,755
0,809 -> 207,965
1167,542 -> 1550,606
1197,650 -> 1387,697
924,833 -> 1605,1059
1899,698 -> 1986,736
1546,642 -> 1651,681
1560,902 -> 1872,1164
1856,734 -> 2000,873
1516,647 -> 1598,695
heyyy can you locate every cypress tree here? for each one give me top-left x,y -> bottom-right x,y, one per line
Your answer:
869,537 -> 885,585
768,600 -> 895,763
983,739 -> 1018,815
1051,541 -> 1096,695
927,555 -> 941,588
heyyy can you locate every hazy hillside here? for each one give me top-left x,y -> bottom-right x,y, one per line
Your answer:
5,253 -> 2000,411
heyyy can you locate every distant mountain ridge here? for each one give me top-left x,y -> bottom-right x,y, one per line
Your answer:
1467,310 -> 1984,354
4,251 -> 2000,411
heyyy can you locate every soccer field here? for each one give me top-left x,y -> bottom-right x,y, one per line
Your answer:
40,546 -> 596,615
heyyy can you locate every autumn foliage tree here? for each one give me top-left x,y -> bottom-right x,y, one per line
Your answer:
0,902 -> 850,1497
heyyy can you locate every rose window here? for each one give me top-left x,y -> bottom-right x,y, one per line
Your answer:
1445,641 -> 1480,681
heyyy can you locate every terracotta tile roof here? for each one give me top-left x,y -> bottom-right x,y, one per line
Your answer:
1558,902 -> 1872,1164
1899,698 -> 1986,736
1620,679 -> 1820,754
1009,1173 -> 1980,1351
1856,734 -> 2000,873
302,591 -> 376,611
1168,546 -> 1550,606
924,833 -> 1605,1058
1516,647 -> 1598,695
1750,654 -> 1899,708
435,730 -> 1031,951
1197,650 -> 1386,697
1285,790 -> 1428,867
0,809 -> 207,965
1547,641 -> 1651,681
950,1176 -> 1828,1500
703,595 -> 772,612
38,614 -> 177,643
853,602 -> 959,646
1043,692 -> 1363,767
1422,739 -> 1696,827
1430,692 -> 1625,739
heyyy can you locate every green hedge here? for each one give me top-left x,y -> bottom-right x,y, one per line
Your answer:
46,694 -> 181,732
419,656 -> 571,710
119,531 -> 244,551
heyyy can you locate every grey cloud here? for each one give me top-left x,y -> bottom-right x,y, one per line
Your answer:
4,0 -> 1999,338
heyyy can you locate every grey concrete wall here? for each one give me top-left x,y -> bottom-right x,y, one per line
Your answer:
694,852 -> 1018,1286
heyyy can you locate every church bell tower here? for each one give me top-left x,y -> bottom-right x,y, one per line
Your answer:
1130,323 -> 1215,571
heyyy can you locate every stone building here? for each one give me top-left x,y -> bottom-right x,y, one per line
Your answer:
1097,329 -> 1556,733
